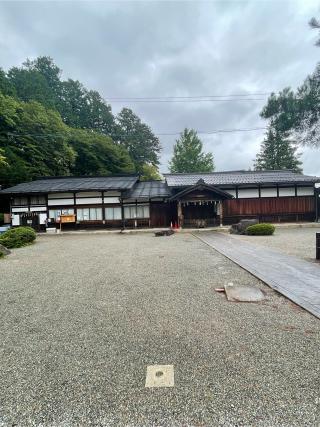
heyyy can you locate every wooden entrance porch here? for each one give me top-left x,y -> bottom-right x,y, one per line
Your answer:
168,179 -> 233,228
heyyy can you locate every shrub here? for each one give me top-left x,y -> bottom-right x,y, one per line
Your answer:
0,226 -> 36,248
246,223 -> 275,236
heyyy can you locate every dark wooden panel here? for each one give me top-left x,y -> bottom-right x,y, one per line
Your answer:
150,202 -> 174,227
223,196 -> 315,216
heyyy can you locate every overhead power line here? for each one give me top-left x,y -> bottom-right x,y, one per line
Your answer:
156,127 -> 267,136
108,98 -> 266,103
7,127 -> 267,139
106,92 -> 272,100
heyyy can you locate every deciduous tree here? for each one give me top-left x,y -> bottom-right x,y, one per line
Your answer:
169,128 -> 215,173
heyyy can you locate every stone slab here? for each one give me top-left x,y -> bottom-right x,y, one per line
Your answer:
224,284 -> 265,302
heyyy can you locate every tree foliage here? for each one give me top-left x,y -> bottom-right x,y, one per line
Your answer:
68,129 -> 134,176
260,19 -> 320,148
115,108 -> 161,171
169,128 -> 215,173
0,92 -> 75,186
254,128 -> 302,172
0,56 -> 161,186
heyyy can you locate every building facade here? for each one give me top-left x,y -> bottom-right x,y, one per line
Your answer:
1,170 -> 319,229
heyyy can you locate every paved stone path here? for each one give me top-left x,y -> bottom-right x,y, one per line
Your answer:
195,232 -> 320,319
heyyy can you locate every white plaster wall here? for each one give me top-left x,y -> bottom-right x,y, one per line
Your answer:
30,206 -> 47,212
76,197 -> 103,204
12,207 -> 28,213
237,188 -> 259,198
48,199 -> 74,206
279,187 -> 295,197
104,197 -> 120,204
297,186 -> 314,196
260,188 -> 277,198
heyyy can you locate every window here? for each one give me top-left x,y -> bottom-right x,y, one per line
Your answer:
105,207 -> 122,220
12,197 -> 28,206
49,209 -> 74,220
30,195 -> 46,205
77,208 -> 102,221
124,204 -> 150,219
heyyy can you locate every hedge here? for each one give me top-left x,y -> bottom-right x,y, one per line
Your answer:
0,226 -> 37,248
246,223 -> 275,236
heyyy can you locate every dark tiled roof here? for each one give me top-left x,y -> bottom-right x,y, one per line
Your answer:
126,181 -> 171,199
0,175 -> 139,194
164,170 -> 320,187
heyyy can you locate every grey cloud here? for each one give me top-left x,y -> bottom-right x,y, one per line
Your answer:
0,0 -> 319,175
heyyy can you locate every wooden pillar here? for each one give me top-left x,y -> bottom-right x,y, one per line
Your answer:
121,199 -> 125,230
220,201 -> 224,227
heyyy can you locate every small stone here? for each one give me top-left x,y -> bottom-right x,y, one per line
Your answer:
0,243 -> 10,256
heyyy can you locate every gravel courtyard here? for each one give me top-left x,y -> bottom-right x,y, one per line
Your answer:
231,226 -> 320,262
0,232 -> 319,426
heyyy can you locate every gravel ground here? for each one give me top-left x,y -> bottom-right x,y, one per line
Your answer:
0,232 -> 319,427
231,226 -> 320,262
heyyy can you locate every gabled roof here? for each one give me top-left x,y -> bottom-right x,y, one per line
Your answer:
169,179 -> 233,201
164,170 -> 320,187
125,180 -> 171,199
0,175 -> 139,194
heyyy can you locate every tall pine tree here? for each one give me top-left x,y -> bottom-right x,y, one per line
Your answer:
169,128 -> 215,173
254,128 -> 302,172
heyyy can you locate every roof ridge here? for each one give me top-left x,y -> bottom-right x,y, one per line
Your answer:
163,170 -> 299,176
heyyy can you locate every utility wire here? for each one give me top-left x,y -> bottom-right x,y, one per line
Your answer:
7,127 -> 267,138
106,92 -> 272,100
108,98 -> 266,103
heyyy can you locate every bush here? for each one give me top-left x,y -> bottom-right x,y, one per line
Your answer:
246,223 -> 275,236
0,226 -> 36,248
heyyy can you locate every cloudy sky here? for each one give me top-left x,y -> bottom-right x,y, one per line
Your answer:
1,0 -> 320,175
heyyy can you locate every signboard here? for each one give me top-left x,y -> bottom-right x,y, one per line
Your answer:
60,214 -> 76,223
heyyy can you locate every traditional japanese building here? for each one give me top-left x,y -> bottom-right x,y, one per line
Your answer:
0,170 -> 319,229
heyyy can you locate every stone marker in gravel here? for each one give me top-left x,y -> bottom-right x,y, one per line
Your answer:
145,365 -> 174,388
224,283 -> 265,302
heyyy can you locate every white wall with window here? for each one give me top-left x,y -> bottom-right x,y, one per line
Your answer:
124,204 -> 150,219
105,206 -> 122,220
77,207 -> 102,221
75,191 -> 102,205
49,208 -> 74,220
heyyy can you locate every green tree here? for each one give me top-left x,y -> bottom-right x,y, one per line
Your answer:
140,163 -> 162,181
68,129 -> 135,176
23,56 -> 61,97
0,92 -> 75,186
0,68 -> 16,96
6,57 -> 114,135
115,108 -> 161,172
169,128 -> 215,173
254,128 -> 302,172
0,148 -> 7,167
